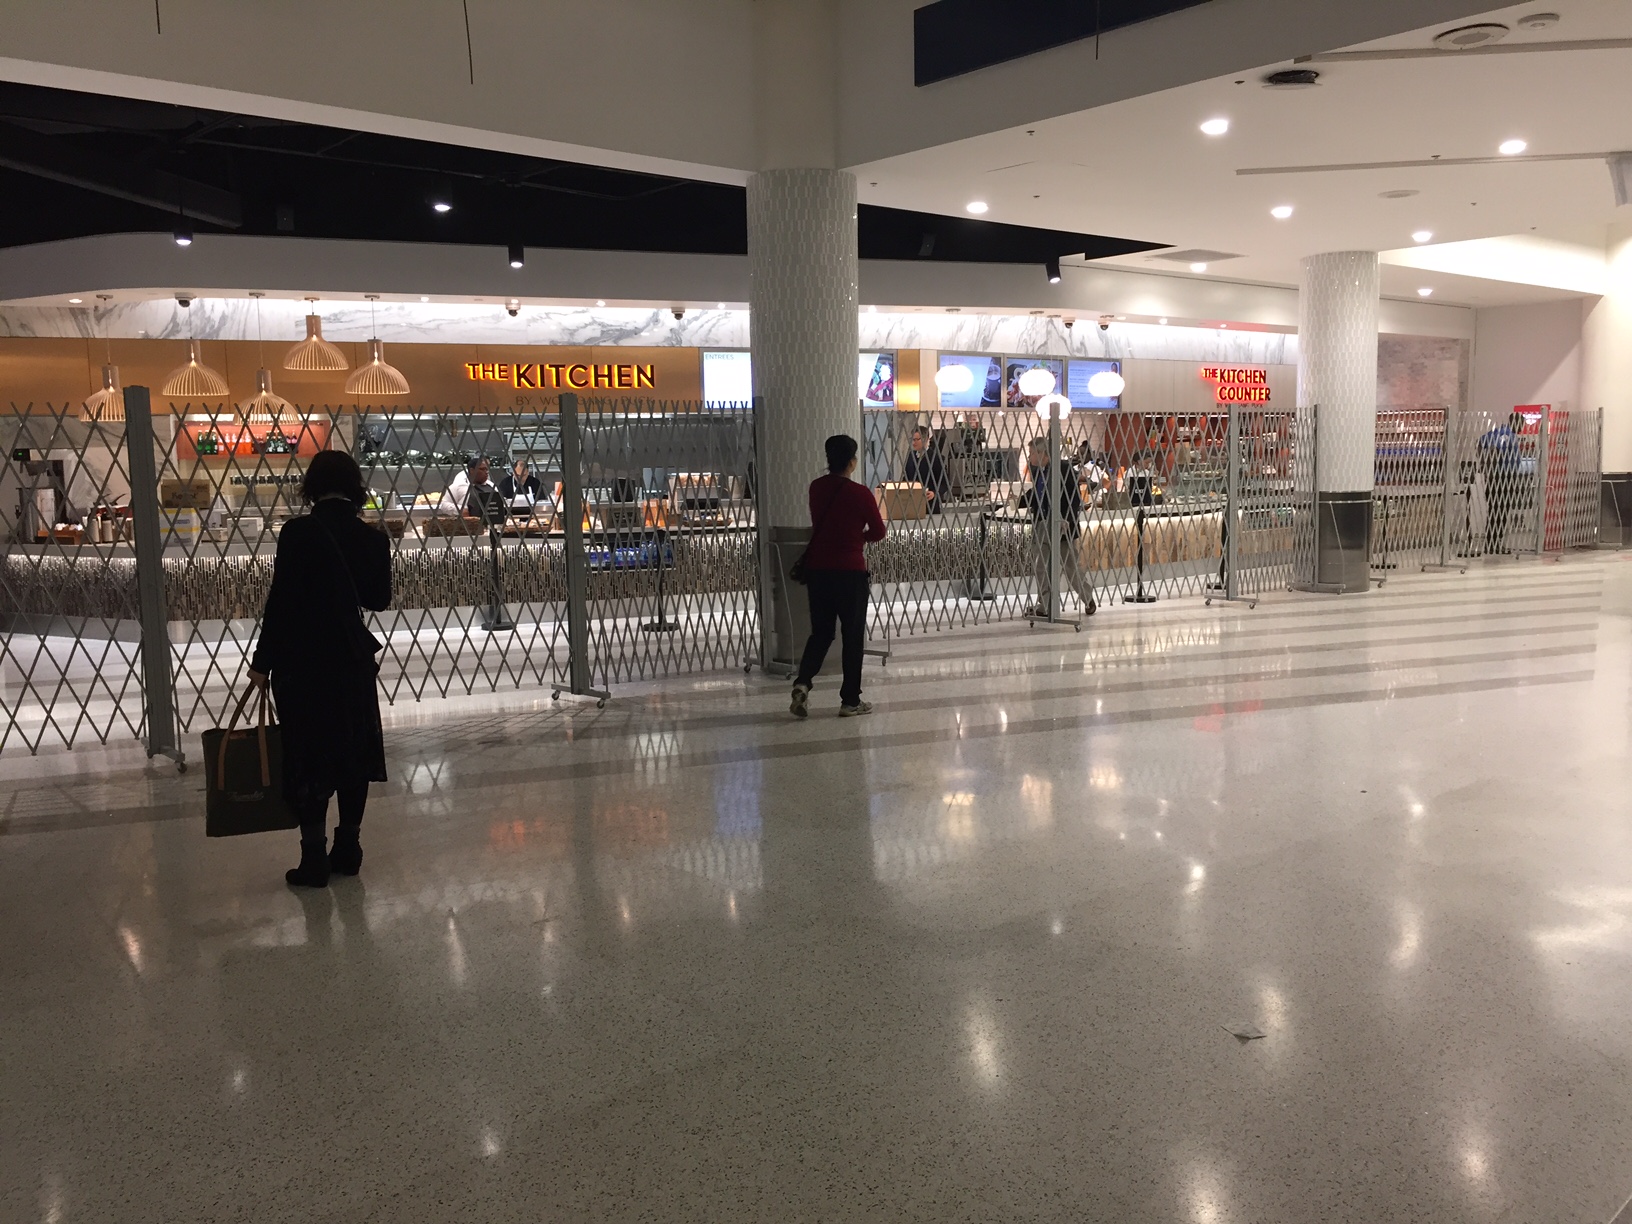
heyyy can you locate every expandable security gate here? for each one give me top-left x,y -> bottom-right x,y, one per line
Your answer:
0,396 -> 1601,757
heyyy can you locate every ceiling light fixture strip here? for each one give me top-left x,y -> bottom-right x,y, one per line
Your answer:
1238,150 -> 1627,175
1297,37 -> 1632,63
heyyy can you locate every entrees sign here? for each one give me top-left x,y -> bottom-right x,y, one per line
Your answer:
464,361 -> 657,390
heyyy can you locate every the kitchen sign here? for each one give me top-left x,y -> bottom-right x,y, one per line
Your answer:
1200,365 -> 1271,404
464,361 -> 657,390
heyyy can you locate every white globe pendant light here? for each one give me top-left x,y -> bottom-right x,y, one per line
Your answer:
1034,393 -> 1072,422
934,363 -> 974,394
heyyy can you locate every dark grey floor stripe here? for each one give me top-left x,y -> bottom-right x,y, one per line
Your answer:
5,667 -> 1590,837
876,621 -> 1596,687
381,668 -> 1601,788
566,641 -> 1595,740
885,601 -> 1601,666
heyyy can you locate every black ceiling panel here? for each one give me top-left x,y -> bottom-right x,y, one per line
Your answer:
0,81 -> 1164,268
914,0 -> 1212,85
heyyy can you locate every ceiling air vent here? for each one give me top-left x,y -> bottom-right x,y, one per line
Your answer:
1432,23 -> 1509,50
1262,69 -> 1320,88
1150,249 -> 1241,264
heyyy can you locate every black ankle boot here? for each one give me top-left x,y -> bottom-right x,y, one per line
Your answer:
286,837 -> 331,888
329,825 -> 363,877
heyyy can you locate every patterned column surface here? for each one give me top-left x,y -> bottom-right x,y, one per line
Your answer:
1299,250 -> 1379,493
747,169 -> 860,528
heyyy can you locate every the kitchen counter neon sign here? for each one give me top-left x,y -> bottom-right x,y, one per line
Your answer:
465,361 -> 657,390
1200,365 -> 1271,403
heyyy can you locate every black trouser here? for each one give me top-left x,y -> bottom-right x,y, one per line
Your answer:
298,780 -> 369,845
796,569 -> 870,707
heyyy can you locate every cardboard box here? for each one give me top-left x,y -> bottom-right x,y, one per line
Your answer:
878,482 -> 929,521
159,479 -> 214,509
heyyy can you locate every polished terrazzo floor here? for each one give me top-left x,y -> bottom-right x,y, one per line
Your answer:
5,555 -> 1632,1222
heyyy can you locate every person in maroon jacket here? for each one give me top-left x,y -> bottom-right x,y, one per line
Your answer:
791,434 -> 887,718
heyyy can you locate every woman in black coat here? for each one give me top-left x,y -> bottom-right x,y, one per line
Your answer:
247,451 -> 392,888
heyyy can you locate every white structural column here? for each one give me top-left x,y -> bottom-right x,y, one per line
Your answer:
747,169 -> 860,529
1299,250 -> 1379,592
1581,217 -> 1632,474
746,0 -> 862,666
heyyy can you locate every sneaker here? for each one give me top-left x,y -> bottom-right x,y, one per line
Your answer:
839,700 -> 874,717
790,684 -> 810,718
1084,597 -> 1097,616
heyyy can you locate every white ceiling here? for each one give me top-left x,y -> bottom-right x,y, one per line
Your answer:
851,0 -> 1632,307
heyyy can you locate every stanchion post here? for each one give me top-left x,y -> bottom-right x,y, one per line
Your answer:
123,386 -> 183,769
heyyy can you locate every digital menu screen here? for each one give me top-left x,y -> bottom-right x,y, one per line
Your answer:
859,353 -> 895,407
1067,359 -> 1123,410
702,350 -> 753,404
1004,357 -> 1065,408
936,354 -> 1002,408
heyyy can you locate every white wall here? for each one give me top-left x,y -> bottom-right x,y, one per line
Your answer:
1471,300 -> 1585,420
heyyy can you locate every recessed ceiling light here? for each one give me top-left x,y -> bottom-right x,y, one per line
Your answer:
1190,262 -> 1209,273
1418,287 -> 1434,297
1219,323 -> 1228,329
596,300 -> 606,307
1199,117 -> 1230,136
966,200 -> 989,214
420,295 -> 430,302
432,200 -> 452,213
1499,138 -> 1527,155
1271,205 -> 1294,219
1159,318 -> 1168,325
68,297 -> 82,304
868,304 -> 878,312
1412,230 -> 1434,243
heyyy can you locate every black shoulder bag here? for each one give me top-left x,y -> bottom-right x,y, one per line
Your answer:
788,484 -> 845,586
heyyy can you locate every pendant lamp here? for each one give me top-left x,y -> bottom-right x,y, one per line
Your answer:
240,367 -> 293,422
81,295 -> 125,421
344,295 -> 410,397
162,338 -> 230,399
283,297 -> 349,371
240,293 -> 293,422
